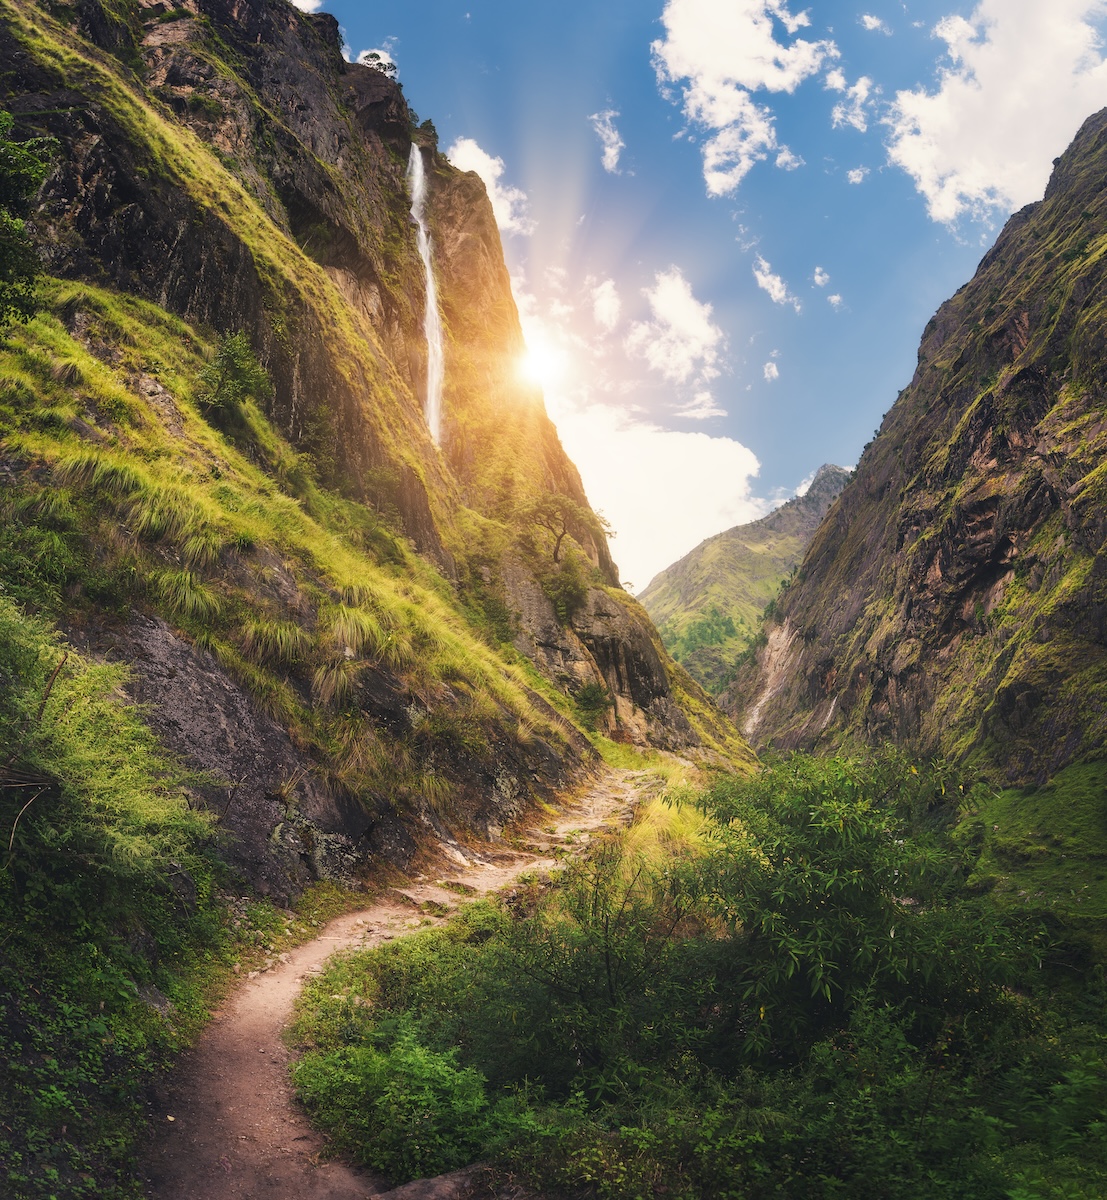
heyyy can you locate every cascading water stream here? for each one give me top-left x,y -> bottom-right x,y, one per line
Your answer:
406,143 -> 444,446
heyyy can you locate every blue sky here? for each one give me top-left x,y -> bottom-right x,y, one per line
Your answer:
295,0 -> 1107,589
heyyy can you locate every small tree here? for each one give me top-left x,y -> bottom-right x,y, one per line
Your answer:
524,494 -> 611,564
361,50 -> 397,78
0,111 -> 56,329
198,331 -> 271,411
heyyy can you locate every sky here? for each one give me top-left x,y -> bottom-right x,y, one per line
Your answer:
293,0 -> 1107,591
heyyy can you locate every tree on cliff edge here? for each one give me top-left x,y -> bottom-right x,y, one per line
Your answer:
0,111 -> 54,329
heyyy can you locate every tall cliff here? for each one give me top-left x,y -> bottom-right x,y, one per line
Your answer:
0,0 -> 752,899
727,109 -> 1107,783
641,464 -> 849,693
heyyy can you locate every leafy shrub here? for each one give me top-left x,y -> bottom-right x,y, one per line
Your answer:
293,1030 -> 533,1179
698,753 -> 1028,1058
197,331 -> 271,411
573,680 -> 613,730
290,754 -> 1104,1197
538,552 -> 590,623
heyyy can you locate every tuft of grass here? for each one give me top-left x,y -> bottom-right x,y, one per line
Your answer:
312,658 -> 362,707
53,447 -> 145,497
330,604 -> 389,659
153,568 -> 223,621
241,618 -> 313,665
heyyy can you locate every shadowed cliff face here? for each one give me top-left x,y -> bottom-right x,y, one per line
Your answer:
726,109 -> 1107,783
0,0 -> 750,892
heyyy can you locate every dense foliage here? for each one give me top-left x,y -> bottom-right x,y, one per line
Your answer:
0,109 -> 53,328
293,755 -> 1107,1198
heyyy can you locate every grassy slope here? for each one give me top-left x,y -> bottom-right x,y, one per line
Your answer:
643,530 -> 807,693
1,0 -> 458,547
640,467 -> 847,694
0,586 -> 386,1200
0,279 -> 589,805
962,761 -> 1107,960
0,0 -> 743,764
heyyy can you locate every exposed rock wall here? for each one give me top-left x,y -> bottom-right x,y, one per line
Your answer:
727,110 -> 1107,782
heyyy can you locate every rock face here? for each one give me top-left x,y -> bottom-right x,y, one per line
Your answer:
0,0 -> 751,891
66,615 -> 369,902
726,110 -> 1107,782
641,465 -> 849,693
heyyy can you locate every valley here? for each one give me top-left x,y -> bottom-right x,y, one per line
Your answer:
0,1 -> 1104,1197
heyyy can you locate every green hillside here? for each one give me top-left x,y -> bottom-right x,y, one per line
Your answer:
640,464 -> 848,692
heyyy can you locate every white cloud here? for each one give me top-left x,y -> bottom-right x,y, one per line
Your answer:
753,255 -> 801,311
828,293 -> 843,308
794,468 -> 816,495
886,0 -> 1107,223
626,267 -> 723,386
589,109 -> 626,173
827,70 -> 874,131
763,360 -> 780,381
546,396 -> 762,588
445,137 -> 535,235
591,279 -> 621,331
775,145 -> 805,170
813,265 -> 830,286
291,0 -> 324,9
847,166 -> 869,184
651,0 -> 837,195
860,14 -> 890,33
677,390 -> 728,419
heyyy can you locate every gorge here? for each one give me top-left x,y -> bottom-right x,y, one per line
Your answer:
0,1 -> 1105,1197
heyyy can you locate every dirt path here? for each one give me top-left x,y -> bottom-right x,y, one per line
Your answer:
141,769 -> 654,1200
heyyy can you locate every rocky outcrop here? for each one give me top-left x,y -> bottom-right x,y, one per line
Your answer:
66,614 -> 369,901
726,110 -> 1107,782
502,560 -> 699,750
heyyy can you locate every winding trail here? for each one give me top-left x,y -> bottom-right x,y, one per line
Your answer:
141,770 -> 653,1200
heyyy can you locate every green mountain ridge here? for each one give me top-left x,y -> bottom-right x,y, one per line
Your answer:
640,464 -> 849,693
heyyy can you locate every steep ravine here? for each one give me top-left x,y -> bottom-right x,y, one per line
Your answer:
141,770 -> 651,1200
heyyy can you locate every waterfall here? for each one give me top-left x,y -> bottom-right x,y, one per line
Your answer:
406,143 -> 444,446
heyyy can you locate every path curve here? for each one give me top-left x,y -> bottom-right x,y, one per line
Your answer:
141,770 -> 652,1199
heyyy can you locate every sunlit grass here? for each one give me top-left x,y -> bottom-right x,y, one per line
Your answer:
0,279 -> 580,805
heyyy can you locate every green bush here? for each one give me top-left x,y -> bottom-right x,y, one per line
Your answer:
698,753 -> 1029,1058
293,1029 -> 534,1179
290,753 -> 1107,1197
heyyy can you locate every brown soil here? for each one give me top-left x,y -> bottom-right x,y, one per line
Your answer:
140,769 -> 652,1199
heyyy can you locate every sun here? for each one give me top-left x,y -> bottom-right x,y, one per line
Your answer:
517,333 -> 568,390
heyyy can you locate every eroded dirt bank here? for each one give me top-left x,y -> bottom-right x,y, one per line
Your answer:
141,770 -> 653,1200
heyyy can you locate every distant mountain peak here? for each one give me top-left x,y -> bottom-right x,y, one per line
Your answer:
639,465 -> 849,694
